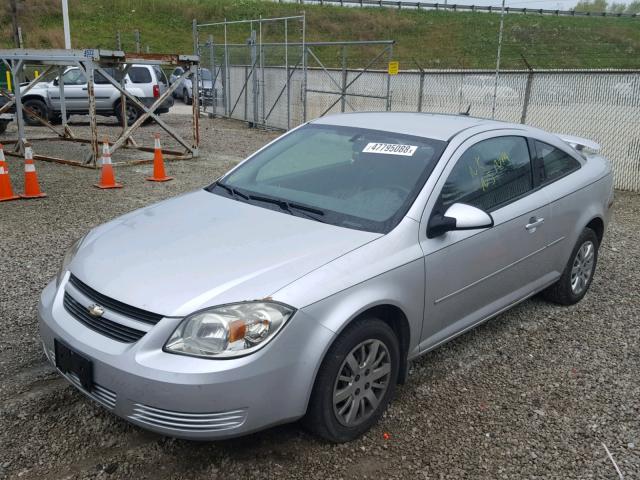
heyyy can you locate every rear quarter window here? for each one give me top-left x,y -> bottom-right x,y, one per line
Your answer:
535,141 -> 581,185
153,66 -> 168,86
128,67 -> 152,84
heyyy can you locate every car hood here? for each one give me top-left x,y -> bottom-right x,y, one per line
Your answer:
20,81 -> 50,92
69,190 -> 380,317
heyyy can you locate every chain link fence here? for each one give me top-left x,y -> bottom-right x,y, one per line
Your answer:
389,69 -> 640,191
194,18 -> 640,192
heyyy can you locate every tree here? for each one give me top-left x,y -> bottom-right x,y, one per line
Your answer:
609,1 -> 627,12
574,0 -> 609,12
626,0 -> 640,13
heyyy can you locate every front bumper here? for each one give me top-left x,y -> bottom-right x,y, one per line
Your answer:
38,277 -> 335,440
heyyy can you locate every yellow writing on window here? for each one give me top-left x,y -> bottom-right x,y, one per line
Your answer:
466,151 -> 511,191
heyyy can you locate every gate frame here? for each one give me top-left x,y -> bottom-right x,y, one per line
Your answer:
194,16 -> 396,130
195,15 -> 307,130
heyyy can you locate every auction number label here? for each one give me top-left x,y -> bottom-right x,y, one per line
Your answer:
363,143 -> 418,156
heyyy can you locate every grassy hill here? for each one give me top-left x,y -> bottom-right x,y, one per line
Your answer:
1,0 -> 639,69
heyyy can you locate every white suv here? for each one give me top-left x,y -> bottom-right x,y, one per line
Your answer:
20,64 -> 174,126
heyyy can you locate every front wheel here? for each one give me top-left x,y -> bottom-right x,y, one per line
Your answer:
304,317 -> 399,443
23,98 -> 49,126
542,227 -> 599,305
183,88 -> 192,105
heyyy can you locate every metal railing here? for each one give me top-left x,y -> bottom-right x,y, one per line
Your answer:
274,0 -> 640,18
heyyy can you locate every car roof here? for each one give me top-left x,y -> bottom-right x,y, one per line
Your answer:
311,112 -> 526,141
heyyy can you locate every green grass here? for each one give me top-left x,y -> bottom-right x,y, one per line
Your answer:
1,0 -> 639,69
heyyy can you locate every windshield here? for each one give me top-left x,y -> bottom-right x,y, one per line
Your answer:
199,69 -> 212,80
208,124 -> 446,233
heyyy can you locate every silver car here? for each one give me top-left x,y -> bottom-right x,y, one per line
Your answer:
39,113 -> 614,442
169,67 -> 218,105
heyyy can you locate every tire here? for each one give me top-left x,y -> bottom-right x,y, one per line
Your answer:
22,98 -> 48,126
49,113 -> 65,125
304,317 -> 399,443
183,88 -> 192,105
114,101 -> 140,127
0,121 -> 8,134
542,227 -> 599,305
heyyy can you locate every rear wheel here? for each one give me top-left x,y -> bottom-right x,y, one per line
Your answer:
0,121 -> 8,134
114,102 -> 140,126
542,227 -> 599,305
23,98 -> 48,126
304,317 -> 399,443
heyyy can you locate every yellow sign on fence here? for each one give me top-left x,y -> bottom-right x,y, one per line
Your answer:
388,61 -> 399,75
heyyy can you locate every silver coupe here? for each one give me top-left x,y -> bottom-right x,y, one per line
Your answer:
39,112 -> 614,442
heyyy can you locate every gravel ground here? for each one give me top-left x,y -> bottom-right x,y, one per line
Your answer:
1,114 -> 639,480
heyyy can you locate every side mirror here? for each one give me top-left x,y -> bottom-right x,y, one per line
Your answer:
53,77 -> 59,86
427,203 -> 494,238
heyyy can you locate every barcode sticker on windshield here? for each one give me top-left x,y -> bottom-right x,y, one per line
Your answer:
363,143 -> 418,156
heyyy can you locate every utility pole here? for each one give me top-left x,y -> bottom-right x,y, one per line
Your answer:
9,0 -> 20,48
62,0 -> 71,49
492,0 -> 506,120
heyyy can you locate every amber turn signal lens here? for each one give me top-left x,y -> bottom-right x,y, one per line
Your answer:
228,320 -> 247,343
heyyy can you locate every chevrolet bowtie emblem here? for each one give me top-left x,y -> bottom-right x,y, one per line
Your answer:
87,304 -> 105,317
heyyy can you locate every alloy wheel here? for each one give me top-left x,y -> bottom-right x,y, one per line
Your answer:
571,240 -> 595,295
332,339 -> 391,427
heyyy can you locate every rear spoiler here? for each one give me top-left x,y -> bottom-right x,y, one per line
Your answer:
556,134 -> 601,152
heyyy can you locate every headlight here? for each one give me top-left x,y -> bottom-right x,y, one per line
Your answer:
164,302 -> 295,359
56,234 -> 87,288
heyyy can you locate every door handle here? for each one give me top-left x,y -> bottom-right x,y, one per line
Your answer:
525,217 -> 545,232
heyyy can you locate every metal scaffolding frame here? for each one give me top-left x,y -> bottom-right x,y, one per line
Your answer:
0,48 -> 200,167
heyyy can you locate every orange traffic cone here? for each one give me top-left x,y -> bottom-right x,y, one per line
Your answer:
94,138 -> 122,189
0,143 -> 20,202
146,133 -> 173,182
20,144 -> 47,199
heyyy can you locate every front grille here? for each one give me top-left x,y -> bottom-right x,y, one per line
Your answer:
69,274 -> 163,325
129,403 -> 248,433
63,293 -> 146,343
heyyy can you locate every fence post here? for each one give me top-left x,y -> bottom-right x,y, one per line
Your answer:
418,71 -> 425,112
341,45 -> 347,112
224,19 -> 230,117
250,28 -> 259,127
260,17 -> 266,127
210,35 -> 218,118
244,65 -> 249,122
386,43 -> 393,111
135,29 -> 141,53
285,18 -> 290,129
491,0 -> 506,119
116,31 -> 122,50
520,55 -> 534,124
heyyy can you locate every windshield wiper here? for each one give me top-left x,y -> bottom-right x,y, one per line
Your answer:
212,183 -> 327,223
214,181 -> 249,200
246,194 -> 327,223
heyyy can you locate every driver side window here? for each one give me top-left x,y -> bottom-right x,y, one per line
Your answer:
62,69 -> 87,86
439,136 -> 533,212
